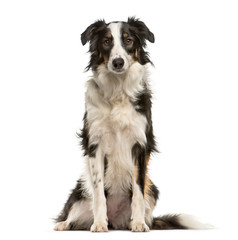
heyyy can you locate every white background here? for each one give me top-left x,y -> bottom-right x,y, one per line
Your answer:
0,0 -> 238,239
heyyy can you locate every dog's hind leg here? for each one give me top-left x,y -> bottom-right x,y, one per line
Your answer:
54,199 -> 93,230
54,179 -> 93,230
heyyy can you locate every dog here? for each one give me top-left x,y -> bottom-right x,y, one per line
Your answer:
54,17 -> 209,232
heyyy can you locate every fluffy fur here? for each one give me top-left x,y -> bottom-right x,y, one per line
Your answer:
54,17 -> 209,232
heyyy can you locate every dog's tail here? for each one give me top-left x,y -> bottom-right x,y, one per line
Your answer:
152,214 -> 214,230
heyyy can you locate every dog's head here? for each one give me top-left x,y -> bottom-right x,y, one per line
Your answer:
81,17 -> 154,74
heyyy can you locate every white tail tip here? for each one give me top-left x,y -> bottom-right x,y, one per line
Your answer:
178,214 -> 215,229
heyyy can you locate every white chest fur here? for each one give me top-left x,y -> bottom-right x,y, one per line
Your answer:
86,81 -> 147,148
103,99 -> 146,152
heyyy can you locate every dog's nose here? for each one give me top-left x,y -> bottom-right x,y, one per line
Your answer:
112,58 -> 124,70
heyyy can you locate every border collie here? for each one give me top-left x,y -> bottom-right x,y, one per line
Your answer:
54,17 -> 210,232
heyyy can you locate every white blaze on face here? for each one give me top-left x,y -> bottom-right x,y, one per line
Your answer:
107,22 -> 132,73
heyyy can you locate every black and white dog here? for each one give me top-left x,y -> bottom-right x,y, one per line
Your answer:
54,17 -> 209,232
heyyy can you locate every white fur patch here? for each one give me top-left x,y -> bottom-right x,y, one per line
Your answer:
178,214 -> 215,229
107,22 -> 132,73
67,200 -> 93,225
54,200 -> 94,231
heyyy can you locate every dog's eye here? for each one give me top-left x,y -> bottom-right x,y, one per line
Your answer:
104,39 -> 111,46
124,38 -> 133,45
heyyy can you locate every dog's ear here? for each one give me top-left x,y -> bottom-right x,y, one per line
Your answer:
127,17 -> 155,43
81,20 -> 106,46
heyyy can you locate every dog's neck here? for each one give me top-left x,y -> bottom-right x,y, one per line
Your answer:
93,62 -> 147,104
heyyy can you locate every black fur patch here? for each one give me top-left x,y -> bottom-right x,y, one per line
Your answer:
132,84 -> 157,154
81,20 -> 113,71
121,17 -> 154,65
132,143 -> 146,194
150,180 -> 160,201
152,214 -> 187,230
88,144 -> 98,158
127,17 -> 154,43
104,155 -> 108,176
78,112 -> 98,157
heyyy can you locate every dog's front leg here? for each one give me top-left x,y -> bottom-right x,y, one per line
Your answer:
88,147 -> 108,232
130,144 -> 149,232
130,179 -> 150,232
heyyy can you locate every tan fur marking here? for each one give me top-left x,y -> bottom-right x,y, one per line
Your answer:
146,154 -> 150,166
135,49 -> 138,58
130,49 -> 138,63
143,155 -> 157,225
144,155 -> 151,196
131,54 -> 136,63
144,176 -> 152,197
123,32 -> 128,38
97,53 -> 109,71
135,155 -> 150,186
134,165 -> 138,182
144,155 -> 156,207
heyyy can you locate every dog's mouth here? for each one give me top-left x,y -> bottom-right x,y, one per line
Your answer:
111,68 -> 126,74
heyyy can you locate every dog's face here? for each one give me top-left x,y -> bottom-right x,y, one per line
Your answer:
81,17 -> 154,74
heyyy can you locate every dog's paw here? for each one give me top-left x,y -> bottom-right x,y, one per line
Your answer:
54,221 -> 69,231
130,221 -> 150,232
90,221 -> 108,232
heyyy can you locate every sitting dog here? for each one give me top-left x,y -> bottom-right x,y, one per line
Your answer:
54,17 -> 205,232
